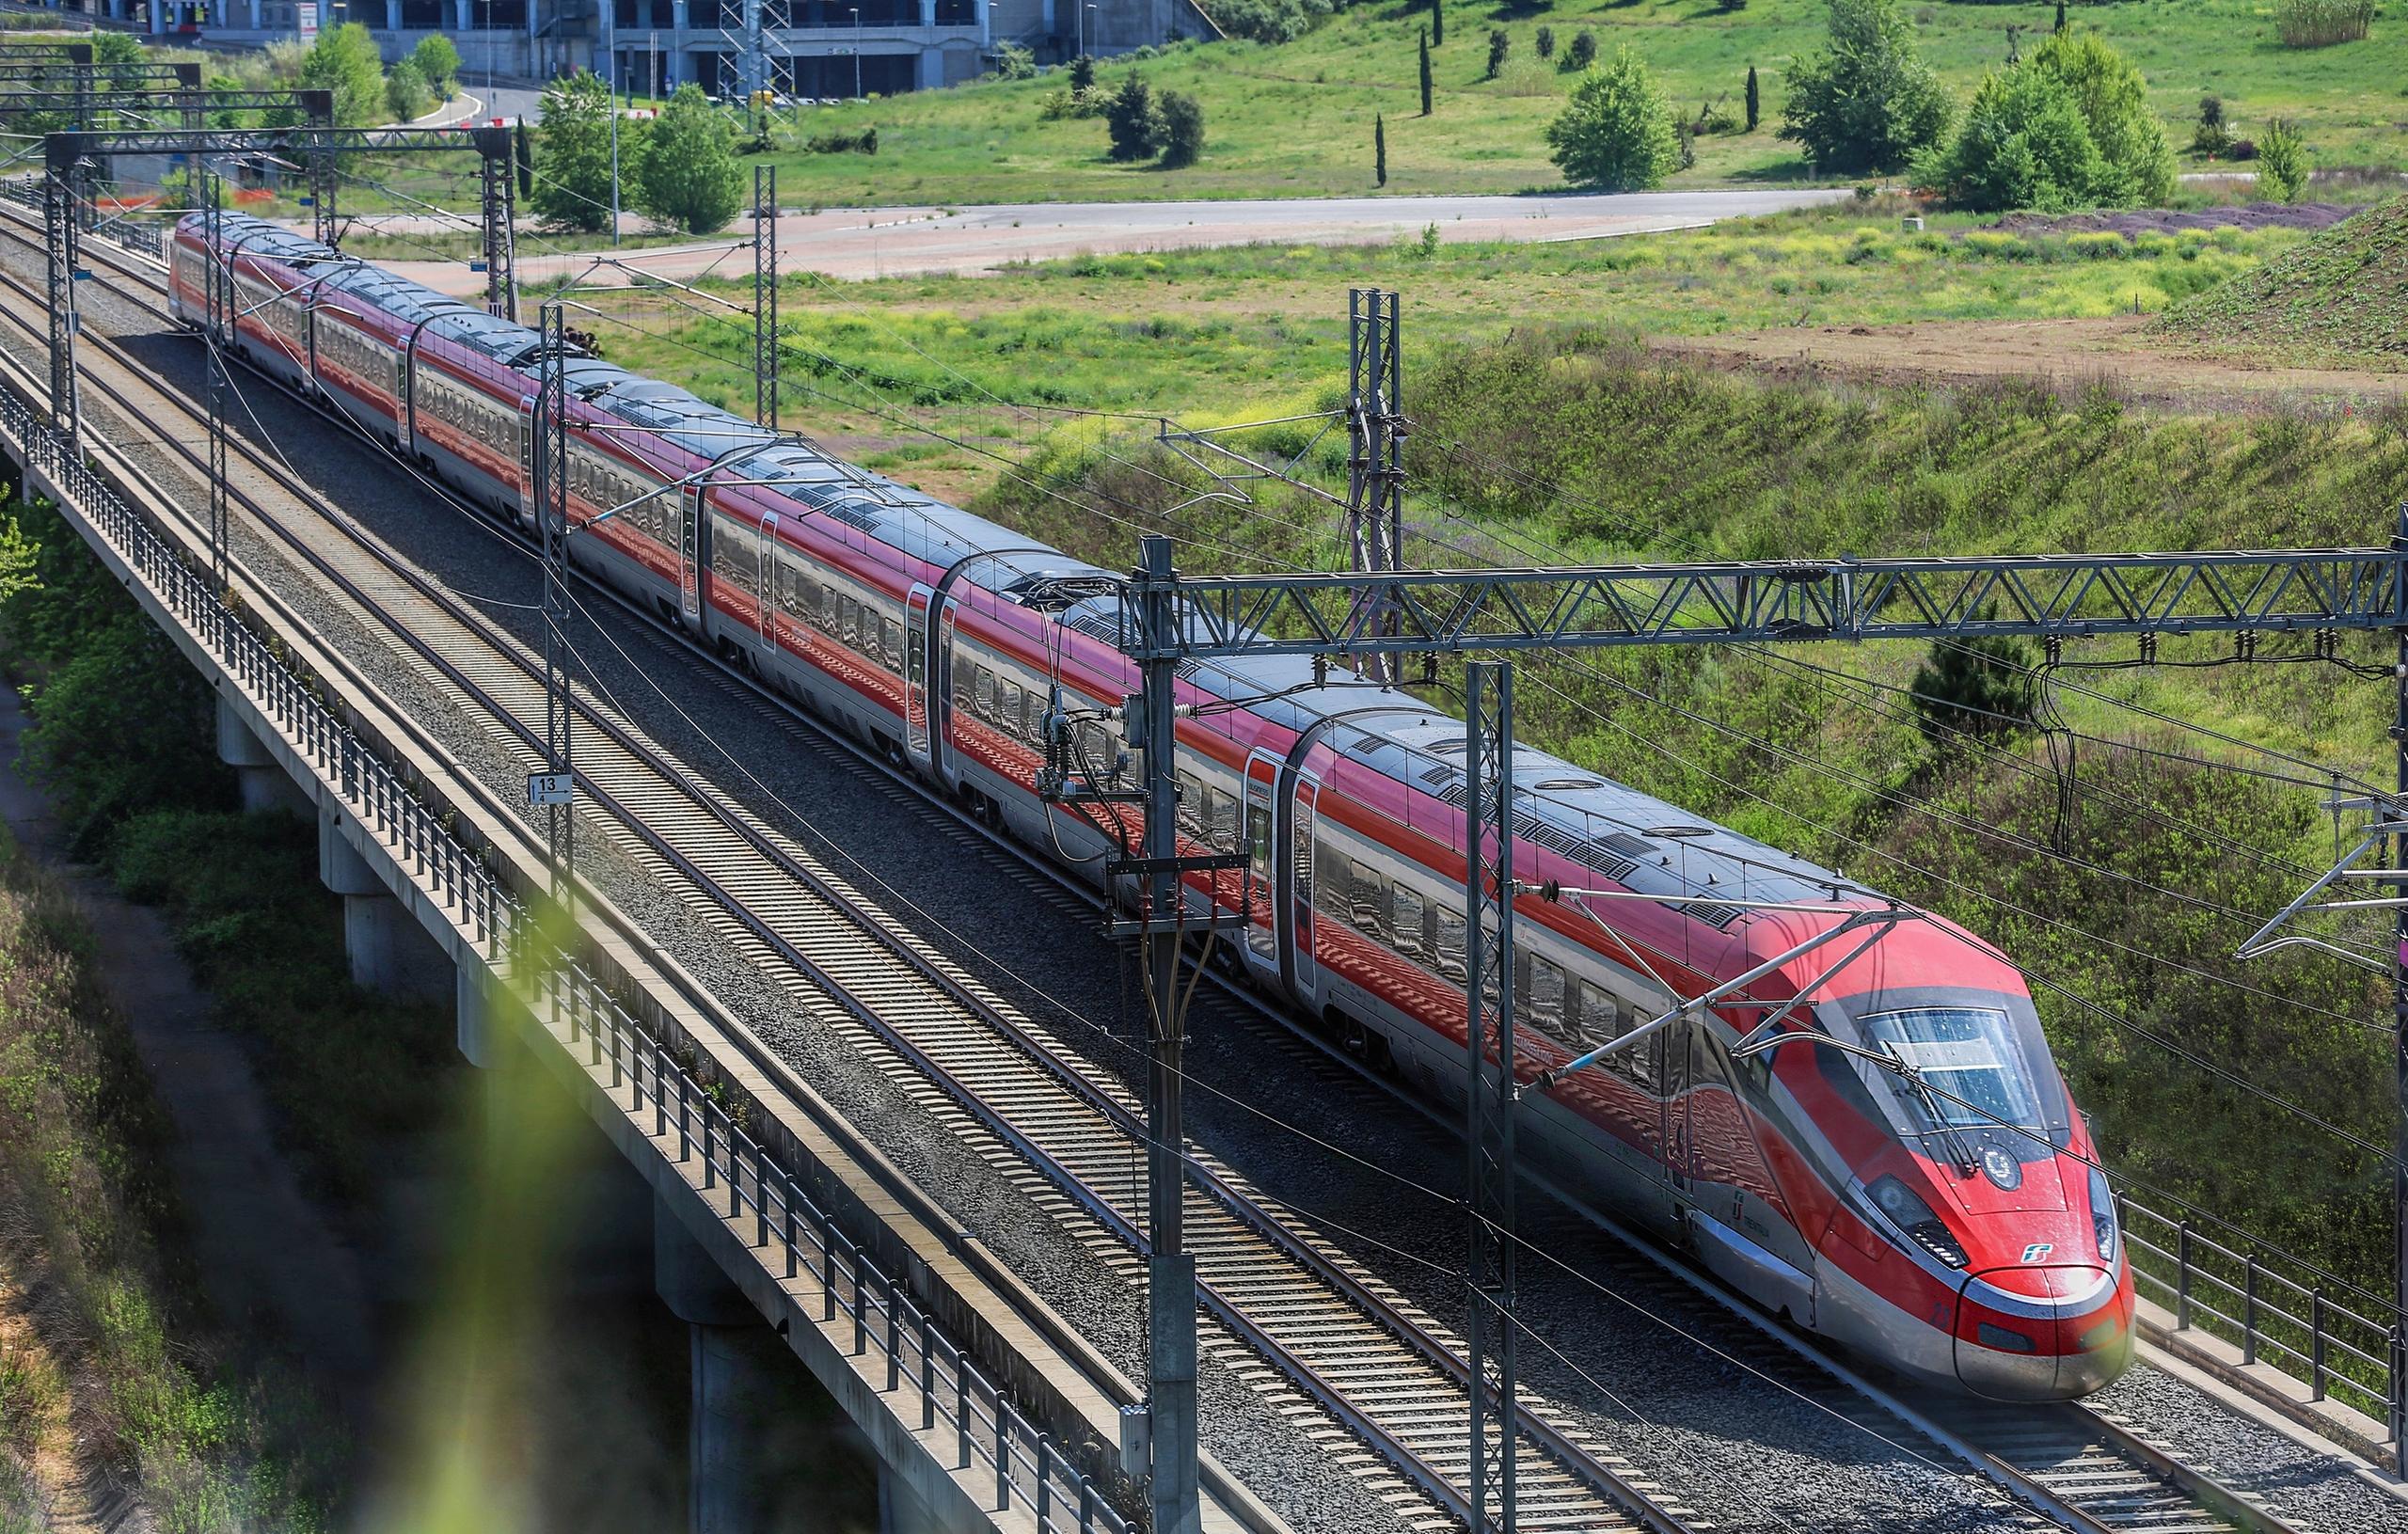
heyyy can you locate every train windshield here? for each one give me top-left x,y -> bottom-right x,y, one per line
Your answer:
1858,1006 -> 2052,1138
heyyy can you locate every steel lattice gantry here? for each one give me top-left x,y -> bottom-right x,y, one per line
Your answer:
1111,529 -> 2408,1533
40,121 -> 517,438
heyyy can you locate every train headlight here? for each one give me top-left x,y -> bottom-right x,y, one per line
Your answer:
2089,1165 -> 2118,1266
1864,1175 -> 1968,1269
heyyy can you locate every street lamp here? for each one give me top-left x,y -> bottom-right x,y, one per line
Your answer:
1077,0 -> 1093,57
849,5 -> 862,100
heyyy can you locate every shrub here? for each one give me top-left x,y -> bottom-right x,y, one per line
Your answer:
992,40 -> 1038,79
2273,0 -> 2372,47
1780,0 -> 1952,174
1914,29 -> 2173,211
805,127 -> 878,154
1563,29 -> 1597,71
1487,29 -> 1509,81
2191,95 -> 2229,157
635,83 -> 743,233
531,70 -> 621,232
1545,44 -> 1680,192
1535,24 -> 1555,58
1069,54 -> 1096,91
1691,96 -> 1741,135
1204,0 -> 1334,43
1158,89 -> 1205,167
2257,119 -> 2309,200
408,33 -> 461,96
383,57 -> 430,122
1105,75 -> 1164,161
1909,626 -> 2038,744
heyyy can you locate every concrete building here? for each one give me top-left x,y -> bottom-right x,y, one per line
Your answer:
37,0 -> 1218,97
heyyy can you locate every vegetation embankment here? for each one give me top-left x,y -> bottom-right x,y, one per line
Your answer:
0,493 -> 337,1530
736,0 -> 2401,203
968,329 -> 2408,1298
2150,193 -> 2408,364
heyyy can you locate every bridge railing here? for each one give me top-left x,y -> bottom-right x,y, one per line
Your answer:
0,379 -> 1137,1534
2119,1194 -> 2398,1431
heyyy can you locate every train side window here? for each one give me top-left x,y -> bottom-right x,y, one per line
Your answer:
1434,906 -> 1467,981
1392,882 -> 1427,959
881,618 -> 902,672
1576,982 -> 1620,1050
1207,785 -> 1237,851
1177,771 -> 1206,840
974,667 -> 996,719
997,678 -> 1022,735
1349,861 -> 1388,943
1528,957 -> 1567,1040
1316,845 -> 1348,918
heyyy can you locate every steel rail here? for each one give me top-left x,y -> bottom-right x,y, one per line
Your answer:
0,231 -> 1683,1534
6,213 -> 2324,1534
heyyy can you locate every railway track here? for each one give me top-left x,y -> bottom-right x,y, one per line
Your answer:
0,206 -> 2314,1534
0,214 -> 1688,1534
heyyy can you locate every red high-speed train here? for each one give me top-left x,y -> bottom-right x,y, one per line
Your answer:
170,212 -> 2134,1400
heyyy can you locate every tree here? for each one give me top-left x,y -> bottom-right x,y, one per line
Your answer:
2191,95 -> 2229,157
1744,64 -> 1759,131
1158,89 -> 1205,167
1545,45 -> 1680,191
384,57 -> 431,123
1564,29 -> 1596,71
2027,28 -> 2176,204
636,83 -> 742,234
91,29 -> 149,93
1536,24 -> 1555,59
1487,29 -> 1509,81
1779,0 -> 1952,174
1375,113 -> 1387,186
2258,118 -> 2309,200
992,41 -> 1038,79
1433,0 -> 1444,47
297,23 -> 387,128
1069,54 -> 1096,91
2053,0 -> 2066,30
1909,628 -> 2037,745
1915,64 -> 2107,211
1104,75 -> 1163,161
531,70 -> 621,233
1418,28 -> 1434,117
410,34 -> 462,98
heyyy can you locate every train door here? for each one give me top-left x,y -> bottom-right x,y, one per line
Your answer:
756,513 -> 781,652
1287,773 -> 1321,998
515,394 -> 536,523
936,595 -> 958,778
678,485 -> 704,626
904,583 -> 933,766
1241,751 -> 1281,982
1673,1019 -> 1811,1315
393,336 -> 413,454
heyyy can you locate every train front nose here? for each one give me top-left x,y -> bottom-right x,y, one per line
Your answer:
1952,1262 -> 2133,1400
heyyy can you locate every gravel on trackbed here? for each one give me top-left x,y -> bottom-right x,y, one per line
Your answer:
18,238 -> 2398,1534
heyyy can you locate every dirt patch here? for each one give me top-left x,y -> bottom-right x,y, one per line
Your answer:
1654,315 -> 2408,413
1988,201 -> 2361,239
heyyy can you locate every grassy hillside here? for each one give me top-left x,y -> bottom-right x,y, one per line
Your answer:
2153,194 -> 2408,362
763,0 -> 2406,203
969,331 -> 2408,1295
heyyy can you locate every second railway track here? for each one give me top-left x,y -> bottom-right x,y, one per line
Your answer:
0,200 -> 2327,1534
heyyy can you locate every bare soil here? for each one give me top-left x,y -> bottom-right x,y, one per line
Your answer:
1988,201 -> 2362,239
1653,315 -> 2408,412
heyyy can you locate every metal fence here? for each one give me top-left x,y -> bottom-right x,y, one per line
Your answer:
0,382 -> 1136,1534
2120,1195 -> 2399,1432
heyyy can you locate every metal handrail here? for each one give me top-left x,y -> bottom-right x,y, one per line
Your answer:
0,382 -> 1135,1532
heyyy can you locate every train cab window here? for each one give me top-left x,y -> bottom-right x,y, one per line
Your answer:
1391,882 -> 1426,958
1434,906 -> 1467,982
1527,957 -> 1568,1040
1348,860 -> 1386,941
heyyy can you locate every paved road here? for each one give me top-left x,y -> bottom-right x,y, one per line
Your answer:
363,186 -> 1853,295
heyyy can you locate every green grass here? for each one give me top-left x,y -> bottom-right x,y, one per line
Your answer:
575,198 -> 2313,500
751,0 -> 2408,204
2152,193 -> 2408,361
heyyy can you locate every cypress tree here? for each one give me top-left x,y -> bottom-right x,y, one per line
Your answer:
1375,113 -> 1387,185
1418,27 -> 1433,116
2053,0 -> 2066,30
1433,0 -> 1444,47
1744,64 -> 1759,131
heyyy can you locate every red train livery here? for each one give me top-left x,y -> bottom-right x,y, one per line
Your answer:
171,212 -> 2134,1400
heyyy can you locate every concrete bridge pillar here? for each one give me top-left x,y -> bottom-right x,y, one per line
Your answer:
657,1206 -> 771,1534
215,694 -> 313,819
318,805 -> 452,1001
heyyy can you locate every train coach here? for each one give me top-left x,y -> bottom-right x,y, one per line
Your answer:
168,212 -> 2134,1400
